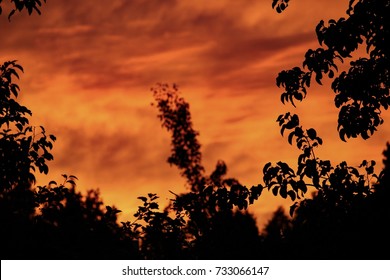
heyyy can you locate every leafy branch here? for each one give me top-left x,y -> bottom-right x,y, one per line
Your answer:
274,0 -> 389,141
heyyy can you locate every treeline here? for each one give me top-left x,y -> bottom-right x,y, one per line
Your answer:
1,77 -> 389,259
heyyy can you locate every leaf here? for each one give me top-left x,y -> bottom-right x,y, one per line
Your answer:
366,166 -> 374,175
349,167 -> 359,177
315,72 -> 323,85
291,114 -> 299,127
263,162 -> 272,174
250,184 -> 263,201
9,68 -> 19,79
33,5 -> 41,15
339,129 -> 347,142
15,123 -> 23,131
297,180 -> 307,193
307,128 -> 317,140
43,153 -> 53,160
280,185 -> 287,198
297,162 -> 305,177
287,190 -> 296,201
277,161 -> 294,175
137,196 -> 147,202
361,130 -> 369,140
272,186 -> 279,196
280,124 -> 286,136
288,131 -> 295,145
149,202 -> 159,209
13,63 -> 24,72
281,93 -> 287,104
10,84 -> 19,97
8,9 -> 16,21
66,179 -> 76,185
40,164 -> 49,174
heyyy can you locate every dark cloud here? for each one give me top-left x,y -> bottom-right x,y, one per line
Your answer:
1,0 -> 316,93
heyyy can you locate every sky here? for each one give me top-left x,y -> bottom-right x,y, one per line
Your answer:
1,0 -> 389,230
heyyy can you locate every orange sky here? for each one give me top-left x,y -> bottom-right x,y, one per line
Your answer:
1,0 -> 389,230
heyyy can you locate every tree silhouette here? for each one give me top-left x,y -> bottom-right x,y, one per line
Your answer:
258,142 -> 390,259
124,83 -> 263,259
0,60 -> 57,258
0,9 -> 139,260
0,62 -> 139,259
30,176 -> 139,259
256,0 -> 390,259
260,206 -> 292,259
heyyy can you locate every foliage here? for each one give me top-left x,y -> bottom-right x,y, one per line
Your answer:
274,0 -> 390,141
266,0 -> 388,211
152,83 -> 205,192
0,60 -> 55,192
1,174 -> 139,259
260,0 -> 390,258
263,112 -> 379,216
259,142 -> 390,259
271,0 -> 289,13
128,193 -> 189,259
280,144 -> 390,259
0,0 -> 46,20
152,83 -> 263,210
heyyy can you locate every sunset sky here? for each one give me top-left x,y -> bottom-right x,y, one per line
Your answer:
1,0 -> 389,230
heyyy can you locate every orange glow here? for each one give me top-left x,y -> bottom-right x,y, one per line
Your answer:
1,0 -> 389,230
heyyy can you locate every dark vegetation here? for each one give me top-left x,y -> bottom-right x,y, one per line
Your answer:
1,0 -> 389,259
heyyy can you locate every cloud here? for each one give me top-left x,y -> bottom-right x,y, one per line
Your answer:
1,0 -> 317,94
